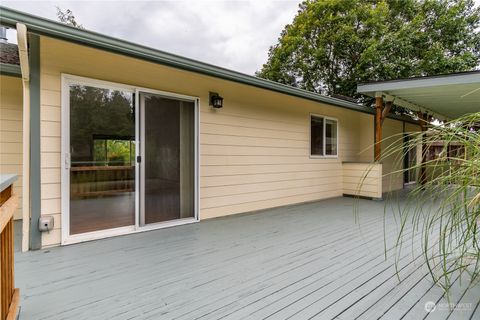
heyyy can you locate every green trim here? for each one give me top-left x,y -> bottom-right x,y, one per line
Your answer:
0,6 -> 418,125
0,63 -> 21,77
29,34 -> 41,250
358,70 -> 480,92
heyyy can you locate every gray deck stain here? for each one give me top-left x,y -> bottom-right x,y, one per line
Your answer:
14,196 -> 480,319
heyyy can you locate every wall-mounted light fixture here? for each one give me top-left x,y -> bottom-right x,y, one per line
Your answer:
209,92 -> 224,109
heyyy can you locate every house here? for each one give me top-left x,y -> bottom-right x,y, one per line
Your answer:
0,7 -> 422,250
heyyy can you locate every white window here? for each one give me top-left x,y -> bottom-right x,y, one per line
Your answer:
310,115 -> 338,157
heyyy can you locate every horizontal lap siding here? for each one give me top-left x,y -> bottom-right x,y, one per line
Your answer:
0,76 -> 23,219
40,41 -> 63,247
404,122 -> 422,184
342,163 -> 382,198
198,100 -> 373,219
381,119 -> 405,193
405,123 -> 421,133
380,120 -> 421,194
39,37 -> 375,246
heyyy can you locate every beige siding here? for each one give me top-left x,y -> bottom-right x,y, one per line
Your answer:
343,163 -> 382,198
379,120 -> 422,193
405,123 -> 421,133
405,122 -> 423,183
39,36 -> 390,246
0,75 -> 23,219
381,118 -> 405,192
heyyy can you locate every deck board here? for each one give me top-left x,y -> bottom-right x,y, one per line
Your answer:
14,196 -> 480,319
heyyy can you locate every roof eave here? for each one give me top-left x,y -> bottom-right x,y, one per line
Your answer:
0,62 -> 21,77
357,72 -> 480,94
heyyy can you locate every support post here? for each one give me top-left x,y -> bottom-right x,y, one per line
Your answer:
381,100 -> 393,125
374,95 -> 383,161
29,34 -> 42,250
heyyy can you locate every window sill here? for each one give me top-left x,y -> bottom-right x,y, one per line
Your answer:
309,155 -> 339,159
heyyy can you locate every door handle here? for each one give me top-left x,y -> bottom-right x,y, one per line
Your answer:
65,153 -> 71,169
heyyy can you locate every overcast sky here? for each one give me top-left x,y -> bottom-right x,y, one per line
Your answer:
2,0 -> 301,75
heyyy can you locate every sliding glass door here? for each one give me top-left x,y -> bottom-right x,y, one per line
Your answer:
139,93 -> 195,226
63,75 -> 197,243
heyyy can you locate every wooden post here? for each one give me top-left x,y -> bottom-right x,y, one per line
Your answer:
375,95 -> 383,161
382,101 -> 393,125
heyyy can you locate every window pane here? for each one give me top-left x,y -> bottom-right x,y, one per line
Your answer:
142,95 -> 195,225
311,116 -> 324,155
325,119 -> 337,155
69,85 -> 135,235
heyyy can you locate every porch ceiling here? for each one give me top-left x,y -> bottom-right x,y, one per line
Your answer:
357,71 -> 480,120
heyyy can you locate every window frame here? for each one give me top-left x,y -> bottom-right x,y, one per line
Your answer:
309,113 -> 339,158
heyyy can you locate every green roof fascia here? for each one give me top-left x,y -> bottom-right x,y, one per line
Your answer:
0,6 -> 418,125
357,70 -> 480,92
0,62 -> 21,77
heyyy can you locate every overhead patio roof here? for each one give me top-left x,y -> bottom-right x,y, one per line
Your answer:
357,71 -> 480,120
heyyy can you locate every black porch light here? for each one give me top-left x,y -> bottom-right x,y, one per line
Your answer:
209,92 -> 224,109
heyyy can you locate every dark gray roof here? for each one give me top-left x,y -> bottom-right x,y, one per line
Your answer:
0,42 -> 19,65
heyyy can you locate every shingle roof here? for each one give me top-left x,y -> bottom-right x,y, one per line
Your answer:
0,42 -> 19,65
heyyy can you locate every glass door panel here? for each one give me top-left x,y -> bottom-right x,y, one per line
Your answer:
407,147 -> 417,183
69,84 -> 135,235
140,93 -> 195,225
403,135 -> 417,184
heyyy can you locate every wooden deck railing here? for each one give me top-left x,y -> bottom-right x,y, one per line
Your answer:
0,184 -> 20,320
71,165 -> 135,197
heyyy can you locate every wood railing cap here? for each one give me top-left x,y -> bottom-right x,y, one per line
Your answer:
0,174 -> 18,193
0,194 -> 18,233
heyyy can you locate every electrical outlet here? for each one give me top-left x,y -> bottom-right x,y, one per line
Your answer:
38,216 -> 54,232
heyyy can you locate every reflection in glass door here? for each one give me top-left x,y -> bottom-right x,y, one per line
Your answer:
140,93 -> 195,226
68,84 -> 136,235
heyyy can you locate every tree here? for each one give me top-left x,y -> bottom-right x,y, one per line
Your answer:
56,7 -> 83,29
257,0 -> 480,102
69,86 -> 135,165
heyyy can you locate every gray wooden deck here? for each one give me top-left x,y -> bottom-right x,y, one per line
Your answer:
15,196 -> 480,320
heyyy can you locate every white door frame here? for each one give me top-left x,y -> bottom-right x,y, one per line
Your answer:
61,74 -> 199,245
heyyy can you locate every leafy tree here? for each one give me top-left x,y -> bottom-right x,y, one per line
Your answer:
56,7 -> 83,29
257,0 -> 480,101
70,86 -> 135,166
